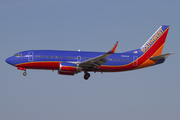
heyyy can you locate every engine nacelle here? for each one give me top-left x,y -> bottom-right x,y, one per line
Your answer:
58,62 -> 80,75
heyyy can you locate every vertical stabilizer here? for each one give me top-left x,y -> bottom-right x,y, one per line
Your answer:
141,25 -> 169,56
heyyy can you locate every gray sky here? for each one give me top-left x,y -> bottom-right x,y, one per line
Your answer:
0,0 -> 179,120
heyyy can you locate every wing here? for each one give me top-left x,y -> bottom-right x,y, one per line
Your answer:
149,53 -> 173,60
78,41 -> 119,68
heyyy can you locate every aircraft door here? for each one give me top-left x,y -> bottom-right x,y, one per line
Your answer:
77,56 -> 81,62
28,51 -> 34,61
133,56 -> 138,66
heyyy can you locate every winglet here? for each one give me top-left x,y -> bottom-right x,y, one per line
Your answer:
108,41 -> 119,54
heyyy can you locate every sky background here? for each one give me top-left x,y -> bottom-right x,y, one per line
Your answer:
0,0 -> 179,120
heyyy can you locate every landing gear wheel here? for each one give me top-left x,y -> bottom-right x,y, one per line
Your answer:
23,72 -> 27,76
84,73 -> 90,80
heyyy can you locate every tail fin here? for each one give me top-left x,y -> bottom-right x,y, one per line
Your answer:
141,25 -> 170,56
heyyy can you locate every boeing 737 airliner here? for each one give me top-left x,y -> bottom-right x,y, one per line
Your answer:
6,25 -> 173,80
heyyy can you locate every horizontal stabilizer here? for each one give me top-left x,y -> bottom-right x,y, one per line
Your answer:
149,53 -> 173,60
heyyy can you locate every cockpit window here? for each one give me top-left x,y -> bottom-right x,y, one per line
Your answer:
14,54 -> 22,57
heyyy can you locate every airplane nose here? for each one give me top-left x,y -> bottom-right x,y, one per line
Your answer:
6,57 -> 12,64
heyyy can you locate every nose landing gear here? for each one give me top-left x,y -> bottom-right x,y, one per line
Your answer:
23,71 -> 27,76
84,72 -> 90,80
17,67 -> 27,76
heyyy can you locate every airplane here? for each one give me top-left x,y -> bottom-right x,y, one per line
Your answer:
5,25 -> 173,80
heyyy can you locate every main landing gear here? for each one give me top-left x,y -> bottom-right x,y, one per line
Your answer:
23,71 -> 27,76
84,72 -> 90,80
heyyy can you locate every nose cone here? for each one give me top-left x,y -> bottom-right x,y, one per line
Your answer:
6,57 -> 12,65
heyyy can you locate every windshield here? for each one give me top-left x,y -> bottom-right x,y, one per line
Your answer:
14,54 -> 22,57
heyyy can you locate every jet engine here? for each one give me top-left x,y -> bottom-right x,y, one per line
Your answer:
58,62 -> 81,75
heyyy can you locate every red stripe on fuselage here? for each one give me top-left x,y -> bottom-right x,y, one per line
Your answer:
15,61 -> 60,70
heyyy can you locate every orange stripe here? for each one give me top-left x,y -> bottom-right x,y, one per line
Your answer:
135,43 -> 165,69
